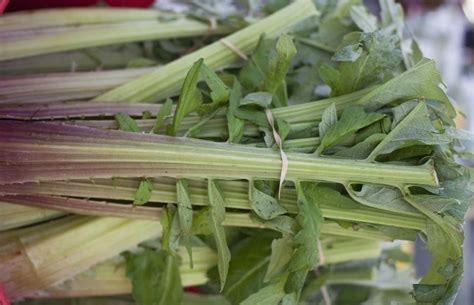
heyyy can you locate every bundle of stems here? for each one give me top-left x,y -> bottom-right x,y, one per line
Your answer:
0,0 -> 471,304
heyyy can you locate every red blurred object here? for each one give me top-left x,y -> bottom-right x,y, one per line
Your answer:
0,0 -> 10,14
5,0 -> 154,12
105,0 -> 154,7
5,0 -> 98,11
0,285 -> 10,305
184,286 -> 202,294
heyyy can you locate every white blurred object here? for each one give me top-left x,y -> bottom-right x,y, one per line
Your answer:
464,0 -> 474,23
408,5 -> 467,88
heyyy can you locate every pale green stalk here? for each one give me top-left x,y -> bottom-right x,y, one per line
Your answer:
94,0 -> 318,103
39,237 -> 380,299
0,68 -> 154,104
0,216 -> 161,301
0,8 -> 167,31
0,18 -> 230,61
0,201 -> 63,231
0,178 -> 426,230
0,45 -> 151,75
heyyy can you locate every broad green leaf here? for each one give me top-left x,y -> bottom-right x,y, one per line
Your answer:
240,92 -> 274,108
334,133 -> 386,159
346,184 -> 419,215
287,66 -> 321,104
169,59 -> 203,136
318,103 -> 338,139
133,178 -> 153,206
241,276 -> 287,305
321,31 -> 402,96
317,105 -> 385,154
114,112 -> 140,133
367,102 -> 451,161
332,42 -> 363,62
310,0 -> 360,50
191,208 -> 213,235
265,235 -> 294,282
390,100 -> 417,128
357,58 -> 455,117
201,64 -> 230,105
177,179 -> 194,266
250,214 -> 298,235
160,205 -> 181,254
214,236 -> 273,305
226,80 -> 245,143
124,248 -> 182,305
249,180 -> 287,220
290,182 -> 324,273
350,5 -> 378,32
284,182 -> 323,299
239,34 -> 297,98
153,99 -> 173,134
276,119 -> 291,143
263,34 -> 297,94
208,179 -> 231,290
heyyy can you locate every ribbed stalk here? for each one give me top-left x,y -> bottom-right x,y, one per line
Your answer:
0,178 -> 427,230
39,237 -> 380,298
94,0 -> 318,103
0,216 -> 161,300
0,17 -> 230,61
0,8 -> 167,31
0,121 -> 438,187
0,68 -> 154,104
0,201 -> 63,231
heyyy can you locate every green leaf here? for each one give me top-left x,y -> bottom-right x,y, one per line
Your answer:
239,34 -> 296,97
226,80 -> 245,144
208,179 -> 231,290
263,34 -> 297,94
191,208 -> 213,235
160,205 -> 181,254
240,92 -> 274,108
241,276 -> 287,305
284,182 -> 323,299
133,178 -> 153,206
334,133 -> 386,159
249,180 -> 287,220
114,112 -> 140,133
201,64 -> 230,105
321,31 -> 403,96
169,59 -> 203,136
250,214 -> 298,236
215,236 -> 273,305
124,248 -> 182,305
318,102 -> 338,140
265,235 -> 294,282
317,105 -> 385,154
310,0 -> 360,51
176,179 -> 194,267
346,184 -> 419,215
332,42 -> 363,62
153,99 -> 173,134
350,5 -> 378,32
367,102 -> 451,161
357,58 -> 455,117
